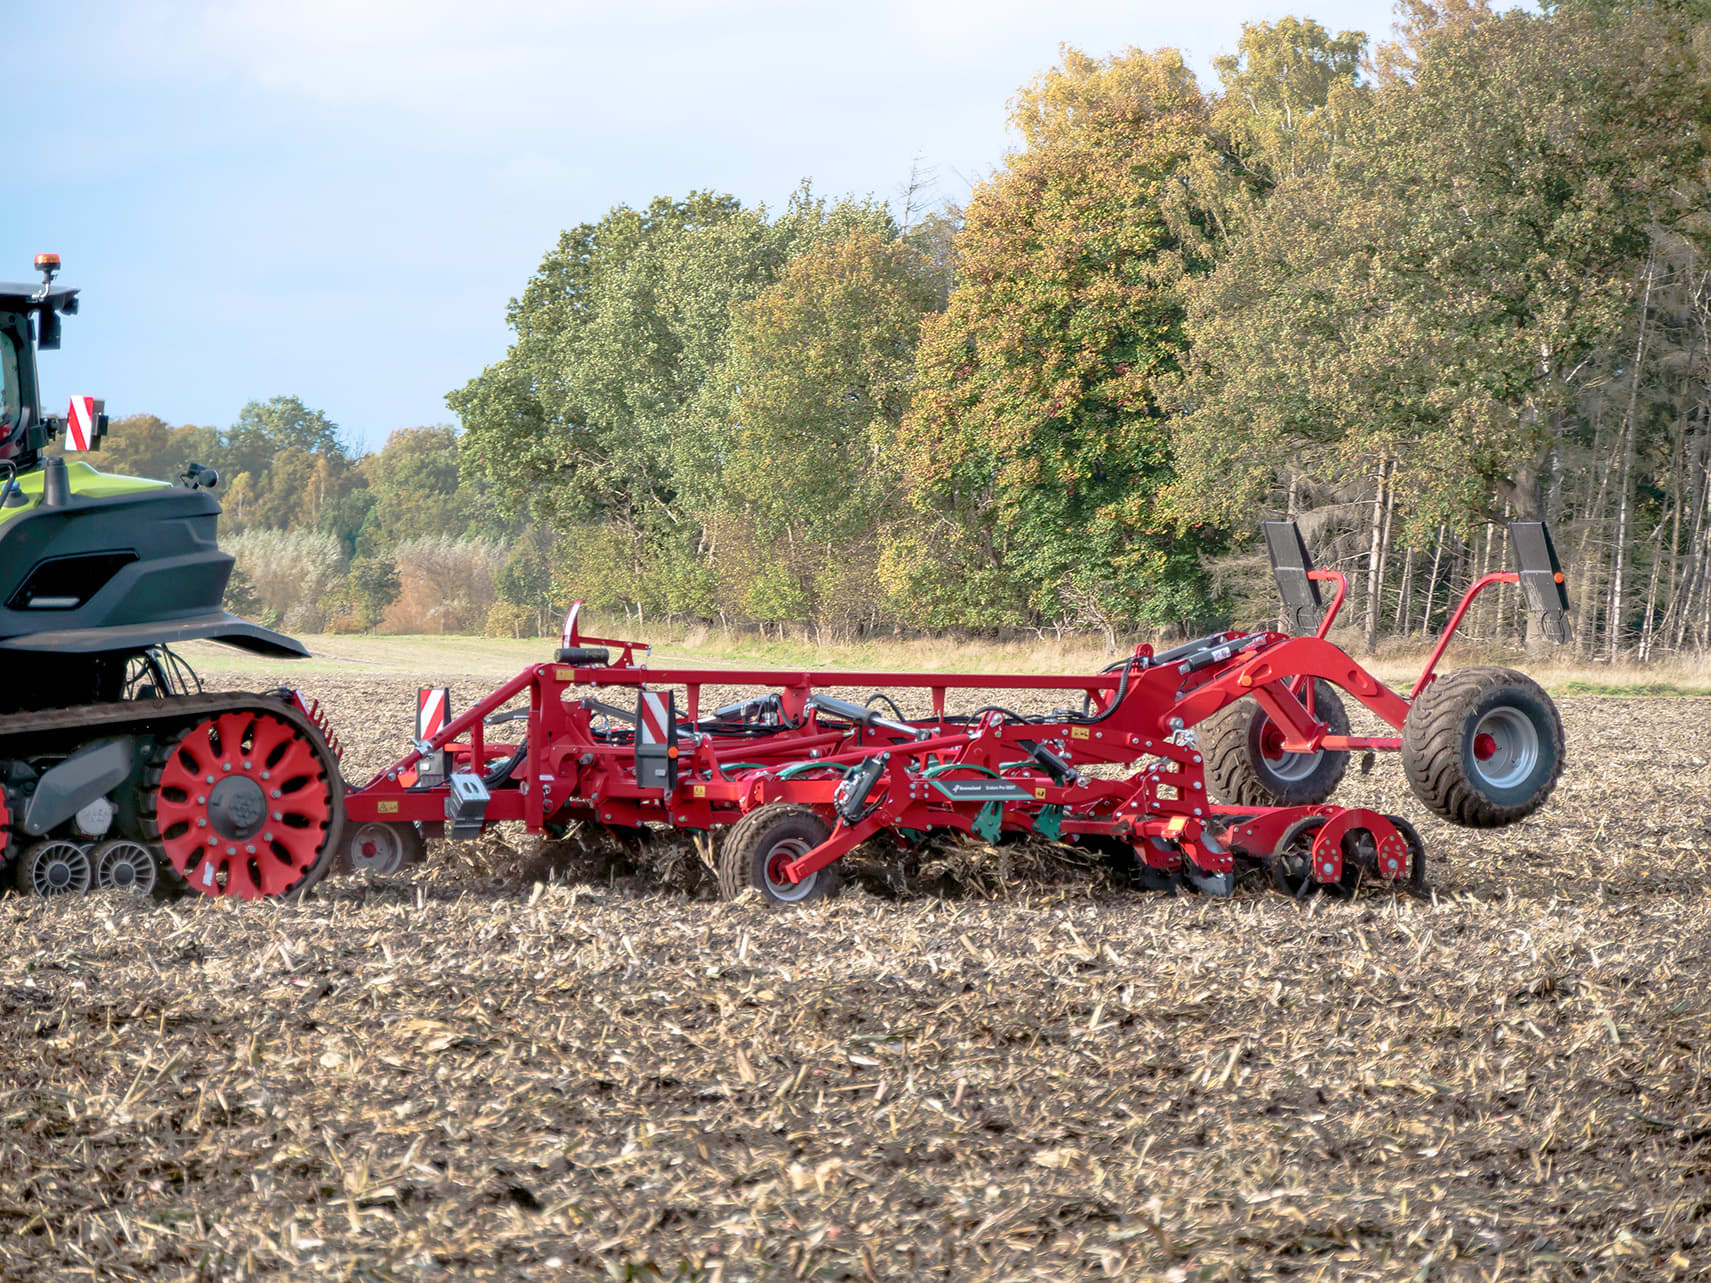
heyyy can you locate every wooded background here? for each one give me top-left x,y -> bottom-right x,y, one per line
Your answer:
87,1 -> 1711,658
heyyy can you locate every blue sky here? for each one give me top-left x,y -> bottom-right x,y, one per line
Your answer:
9,0 -> 1427,456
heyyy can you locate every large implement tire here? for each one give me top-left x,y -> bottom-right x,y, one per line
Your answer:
1204,680 -> 1351,807
1403,666 -> 1563,827
717,804 -> 841,907
144,709 -> 340,898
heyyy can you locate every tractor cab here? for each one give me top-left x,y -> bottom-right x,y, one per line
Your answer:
0,254 -> 81,474
0,254 -> 308,705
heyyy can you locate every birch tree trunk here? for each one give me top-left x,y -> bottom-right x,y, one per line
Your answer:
1363,457 -> 1388,654
1421,524 -> 1446,638
1608,250 -> 1656,662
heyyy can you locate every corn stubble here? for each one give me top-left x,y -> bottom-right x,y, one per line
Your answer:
0,679 -> 1706,1280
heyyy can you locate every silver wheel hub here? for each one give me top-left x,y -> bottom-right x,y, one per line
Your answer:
348,823 -> 407,875
1470,706 -> 1540,790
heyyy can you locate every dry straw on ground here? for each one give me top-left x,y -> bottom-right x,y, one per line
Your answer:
1,677 -> 1707,1280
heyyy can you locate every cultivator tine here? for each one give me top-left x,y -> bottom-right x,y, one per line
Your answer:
287,692 -> 342,759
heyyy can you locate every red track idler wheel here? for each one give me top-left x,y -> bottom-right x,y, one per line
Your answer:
150,711 -> 336,898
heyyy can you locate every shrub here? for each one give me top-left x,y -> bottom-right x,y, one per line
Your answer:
223,529 -> 345,632
383,537 -> 508,633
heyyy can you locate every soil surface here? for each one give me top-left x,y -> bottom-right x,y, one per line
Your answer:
1,671 -> 1707,1280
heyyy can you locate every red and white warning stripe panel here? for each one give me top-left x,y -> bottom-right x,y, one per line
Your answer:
633,688 -> 678,792
637,689 -> 672,746
65,397 -> 107,452
417,687 -> 450,742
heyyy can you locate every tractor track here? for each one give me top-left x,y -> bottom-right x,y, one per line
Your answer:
0,691 -> 345,897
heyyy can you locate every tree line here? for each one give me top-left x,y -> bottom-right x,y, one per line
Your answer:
88,398 -> 550,635
99,0 -> 1711,657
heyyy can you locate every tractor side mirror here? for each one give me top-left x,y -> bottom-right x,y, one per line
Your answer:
36,308 -> 60,351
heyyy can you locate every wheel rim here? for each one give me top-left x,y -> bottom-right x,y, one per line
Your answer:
95,841 -> 159,894
1257,717 -> 1322,782
1468,706 -> 1539,790
347,823 -> 406,875
24,840 -> 92,897
761,837 -> 819,903
154,712 -> 334,898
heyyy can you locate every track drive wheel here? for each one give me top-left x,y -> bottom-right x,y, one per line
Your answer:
1402,666 -> 1563,827
340,821 -> 425,876
16,839 -> 93,898
1204,680 -> 1351,807
717,804 -> 841,906
145,710 -> 339,899
93,840 -> 160,895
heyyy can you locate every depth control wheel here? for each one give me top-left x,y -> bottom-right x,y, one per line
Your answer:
1205,680 -> 1351,807
717,804 -> 841,906
92,840 -> 160,895
340,821 -> 425,876
1403,666 -> 1564,827
16,839 -> 93,898
145,710 -> 338,899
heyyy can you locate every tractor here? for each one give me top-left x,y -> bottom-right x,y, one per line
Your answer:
0,255 -> 343,897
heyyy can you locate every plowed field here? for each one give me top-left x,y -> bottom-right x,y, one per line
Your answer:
1,672 -> 1707,1281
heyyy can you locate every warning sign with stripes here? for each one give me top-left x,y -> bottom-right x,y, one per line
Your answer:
408,686 -> 452,786
418,687 -> 450,741
65,396 -> 106,452
634,689 -> 677,791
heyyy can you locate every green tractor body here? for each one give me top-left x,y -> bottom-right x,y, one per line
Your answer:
0,258 -> 342,899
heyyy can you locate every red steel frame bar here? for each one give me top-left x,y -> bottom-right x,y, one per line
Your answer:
1410,571 -> 1519,700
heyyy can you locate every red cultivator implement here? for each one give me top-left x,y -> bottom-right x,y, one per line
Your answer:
337,521 -> 1572,904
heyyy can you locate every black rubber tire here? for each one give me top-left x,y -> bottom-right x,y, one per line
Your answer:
717,804 -> 841,906
1204,680 -> 1351,807
1403,665 -> 1563,828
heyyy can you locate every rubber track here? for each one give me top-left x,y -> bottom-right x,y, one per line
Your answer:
0,692 -> 345,899
1402,665 -> 1563,828
1203,680 -> 1350,807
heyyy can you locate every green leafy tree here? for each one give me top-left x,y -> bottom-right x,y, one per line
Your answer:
1173,2 -> 1708,533
714,229 -> 941,622
1212,16 -> 1367,186
450,186 -> 892,623
902,47 -> 1226,632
